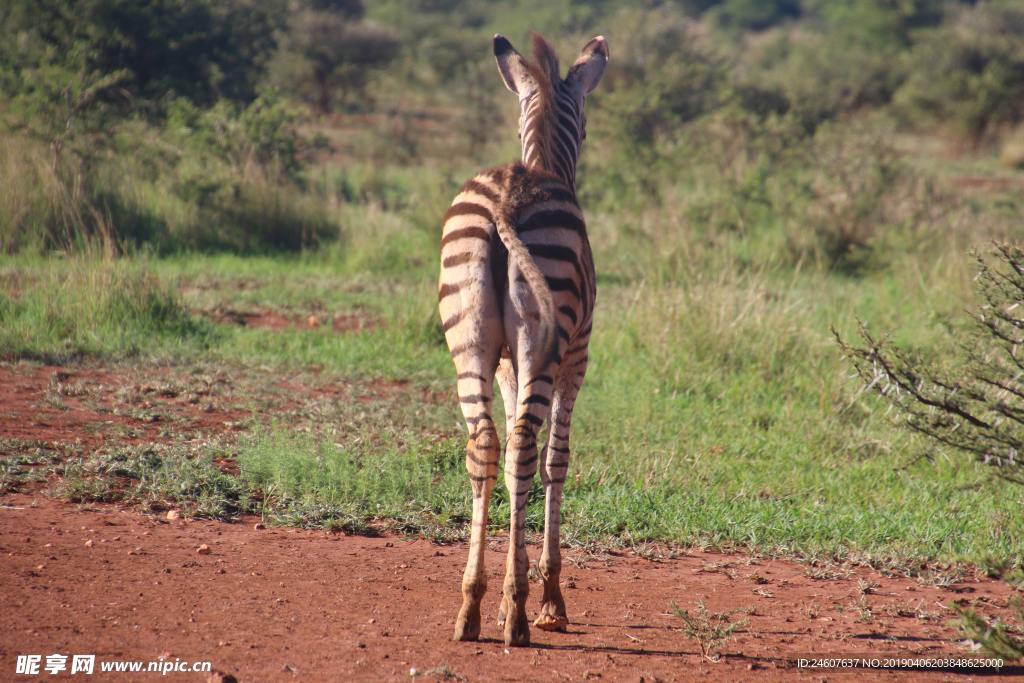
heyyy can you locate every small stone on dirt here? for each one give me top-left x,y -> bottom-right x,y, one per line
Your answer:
253,522 -> 265,531
166,510 -> 181,521
84,539 -> 94,548
197,544 -> 211,555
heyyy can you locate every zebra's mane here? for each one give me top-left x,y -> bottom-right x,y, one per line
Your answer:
523,33 -> 561,176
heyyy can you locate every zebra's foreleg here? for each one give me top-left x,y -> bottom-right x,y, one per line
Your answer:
496,351 -> 518,443
500,359 -> 555,646
501,418 -> 540,646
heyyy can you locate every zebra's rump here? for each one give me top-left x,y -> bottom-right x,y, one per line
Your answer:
438,162 -> 595,356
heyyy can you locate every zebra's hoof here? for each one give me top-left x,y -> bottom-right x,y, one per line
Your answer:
453,605 -> 481,642
533,613 -> 568,632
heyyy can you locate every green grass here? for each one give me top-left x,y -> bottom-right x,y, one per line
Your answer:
57,440 -> 252,520
7,243 -> 1020,571
0,256 -> 215,362
229,423 -> 1023,568
0,104 -> 1019,573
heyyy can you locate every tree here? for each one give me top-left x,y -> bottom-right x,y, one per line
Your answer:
269,1 -> 398,113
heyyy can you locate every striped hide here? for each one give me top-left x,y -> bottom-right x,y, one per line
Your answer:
441,32 -> 608,648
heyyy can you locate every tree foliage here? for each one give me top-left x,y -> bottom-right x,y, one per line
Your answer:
895,0 -> 1024,141
267,1 -> 398,113
1,0 -> 283,114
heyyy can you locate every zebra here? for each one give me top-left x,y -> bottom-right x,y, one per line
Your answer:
438,32 -> 608,647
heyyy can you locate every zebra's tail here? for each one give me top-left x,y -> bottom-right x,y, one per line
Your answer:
495,168 -> 557,361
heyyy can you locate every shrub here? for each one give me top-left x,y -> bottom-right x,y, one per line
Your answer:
955,599 -> 1024,661
779,122 -> 911,274
670,600 -> 749,662
596,9 -> 731,147
165,94 -> 307,182
836,244 -> 1024,482
709,0 -> 800,31
894,0 -> 1024,142
0,0 -> 283,113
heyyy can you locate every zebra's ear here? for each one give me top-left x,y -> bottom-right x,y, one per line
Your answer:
566,36 -> 608,96
494,34 -> 536,96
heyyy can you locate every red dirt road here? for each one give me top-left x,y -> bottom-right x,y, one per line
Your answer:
1,361 -> 1021,681
1,494 -> 1020,682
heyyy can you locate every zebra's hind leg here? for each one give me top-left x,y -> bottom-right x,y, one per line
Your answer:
494,351 -> 517,629
535,354 -> 587,632
452,353 -> 502,642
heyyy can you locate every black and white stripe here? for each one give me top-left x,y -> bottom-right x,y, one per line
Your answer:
444,32 -> 608,648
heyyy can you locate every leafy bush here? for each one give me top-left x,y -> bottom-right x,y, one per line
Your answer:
0,0 -> 282,116
0,0 -> 331,255
895,0 -> 1024,142
597,9 -> 731,147
779,122 -> 920,274
709,0 -> 800,31
165,94 -> 306,182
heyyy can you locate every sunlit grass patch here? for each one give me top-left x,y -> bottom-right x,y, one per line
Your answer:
0,256 -> 215,362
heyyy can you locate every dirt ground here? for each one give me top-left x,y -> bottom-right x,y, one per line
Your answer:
0,363 -> 249,450
2,362 -> 1022,681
